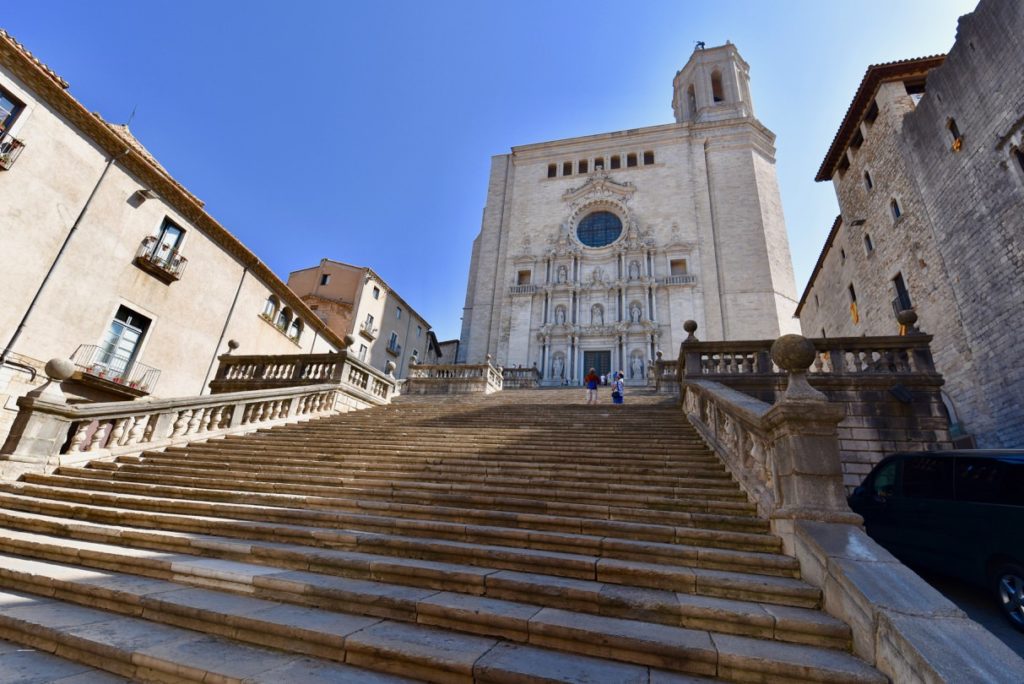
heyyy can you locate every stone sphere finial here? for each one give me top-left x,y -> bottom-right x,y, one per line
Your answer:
683,320 -> 698,342
342,334 -> 356,349
226,339 -> 240,353
770,334 -> 817,373
385,360 -> 396,375
770,335 -> 826,402
485,354 -> 492,365
44,357 -> 75,381
656,350 -> 663,360
896,308 -> 922,335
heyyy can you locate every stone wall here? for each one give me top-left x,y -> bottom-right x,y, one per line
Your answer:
899,0 -> 1024,447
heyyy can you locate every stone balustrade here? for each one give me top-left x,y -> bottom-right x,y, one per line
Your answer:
0,353 -> 397,480
676,319 -> 951,491
209,350 -> 393,402
648,351 -> 679,393
501,366 -> 541,389
404,358 -> 504,395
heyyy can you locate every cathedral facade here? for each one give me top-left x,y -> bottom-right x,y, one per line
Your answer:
458,43 -> 800,384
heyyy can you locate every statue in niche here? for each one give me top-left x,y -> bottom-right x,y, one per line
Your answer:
591,267 -> 604,285
591,304 -> 603,326
629,303 -> 642,323
631,355 -> 644,379
557,265 -> 568,284
552,355 -> 564,379
628,260 -> 641,280
555,306 -> 566,325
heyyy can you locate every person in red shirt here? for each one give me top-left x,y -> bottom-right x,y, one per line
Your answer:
584,368 -> 600,405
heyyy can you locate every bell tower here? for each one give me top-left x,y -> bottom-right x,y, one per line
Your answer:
672,41 -> 753,124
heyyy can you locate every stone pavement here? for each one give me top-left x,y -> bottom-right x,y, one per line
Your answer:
0,387 -> 886,682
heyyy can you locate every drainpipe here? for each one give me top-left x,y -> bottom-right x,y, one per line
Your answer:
1,146 -> 131,378
199,267 -> 248,393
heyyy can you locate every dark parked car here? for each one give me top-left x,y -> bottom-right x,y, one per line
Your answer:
848,450 -> 1024,632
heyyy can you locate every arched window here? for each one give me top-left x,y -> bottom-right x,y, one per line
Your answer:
288,318 -> 303,341
890,198 -> 902,221
276,306 -> 292,330
863,170 -> 873,190
711,70 -> 725,103
262,295 -> 279,318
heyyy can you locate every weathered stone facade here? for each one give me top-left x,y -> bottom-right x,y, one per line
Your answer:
458,44 -> 800,384
797,0 -> 1024,448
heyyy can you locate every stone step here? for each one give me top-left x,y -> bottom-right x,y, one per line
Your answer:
0,635 -> 130,683
0,541 -> 850,655
0,512 -> 821,610
56,467 -> 772,533
0,486 -> 799,580
22,473 -> 781,553
113,454 -> 748,499
86,462 -> 761,516
0,588 -> 410,683
0,581 -> 881,684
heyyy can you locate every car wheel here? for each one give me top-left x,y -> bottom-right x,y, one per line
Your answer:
994,563 -> 1024,633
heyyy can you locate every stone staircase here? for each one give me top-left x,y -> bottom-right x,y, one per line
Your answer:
0,388 -> 886,683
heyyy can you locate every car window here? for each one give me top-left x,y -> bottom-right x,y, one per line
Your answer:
901,456 -> 955,500
956,457 -> 1024,506
871,461 -> 897,498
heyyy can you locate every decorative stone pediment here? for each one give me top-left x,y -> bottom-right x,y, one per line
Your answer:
562,172 -> 636,205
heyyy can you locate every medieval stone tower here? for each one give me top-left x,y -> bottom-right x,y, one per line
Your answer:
458,42 -> 799,384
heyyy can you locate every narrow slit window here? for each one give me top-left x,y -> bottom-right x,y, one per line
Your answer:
891,198 -> 902,221
864,233 -> 874,253
864,170 -> 873,190
893,272 -> 913,312
626,153 -> 637,168
947,118 -> 962,151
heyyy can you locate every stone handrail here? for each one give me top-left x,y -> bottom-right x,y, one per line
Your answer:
681,335 -> 937,379
502,366 -> 541,389
650,355 -> 679,393
0,353 -> 397,479
210,351 -> 394,401
681,335 -> 861,551
404,359 -> 504,395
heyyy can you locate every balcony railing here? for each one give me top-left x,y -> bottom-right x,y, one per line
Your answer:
386,342 -> 402,356
658,274 -> 697,286
509,284 -> 538,295
134,236 -> 188,283
71,344 -> 161,394
0,130 -> 25,170
359,322 -> 378,340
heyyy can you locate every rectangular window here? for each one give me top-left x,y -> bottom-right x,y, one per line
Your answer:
320,273 -> 330,286
372,286 -> 380,299
358,344 -> 368,361
626,153 -> 638,168
610,155 -> 621,169
643,150 -> 654,165
396,306 -> 402,319
594,157 -> 604,170
562,161 -> 572,176
547,163 -> 556,178
0,86 -> 23,132
517,270 -> 531,285
578,159 -> 588,173
416,325 -> 422,338
669,259 -> 687,275
365,313 -> 374,327
97,305 -> 151,378
893,272 -> 912,311
388,331 -> 398,349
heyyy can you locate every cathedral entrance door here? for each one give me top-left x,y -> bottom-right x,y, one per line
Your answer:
583,350 -> 612,380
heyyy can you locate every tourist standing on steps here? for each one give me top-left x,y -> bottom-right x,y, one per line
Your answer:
612,372 -> 625,405
584,368 -> 600,405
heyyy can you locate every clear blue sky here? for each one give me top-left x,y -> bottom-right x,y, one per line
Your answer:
4,0 -> 975,340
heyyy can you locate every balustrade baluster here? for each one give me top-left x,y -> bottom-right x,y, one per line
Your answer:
68,423 -> 90,452
186,409 -> 202,434
200,407 -> 213,432
127,416 -> 146,444
109,417 -> 129,445
88,422 -> 109,451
